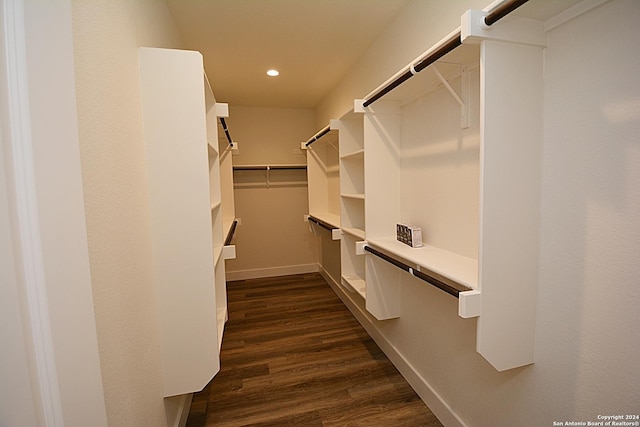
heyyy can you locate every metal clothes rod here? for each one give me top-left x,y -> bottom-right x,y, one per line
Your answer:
362,0 -> 530,108
233,165 -> 307,171
219,117 -> 233,146
224,220 -> 238,246
308,216 -> 338,232
484,0 -> 530,25
304,125 -> 331,147
363,245 -> 471,298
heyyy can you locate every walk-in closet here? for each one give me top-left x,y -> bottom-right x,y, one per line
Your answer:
3,0 -> 638,426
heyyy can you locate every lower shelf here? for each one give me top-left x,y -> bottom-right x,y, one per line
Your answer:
366,236 -> 478,290
341,275 -> 366,299
216,306 -> 227,351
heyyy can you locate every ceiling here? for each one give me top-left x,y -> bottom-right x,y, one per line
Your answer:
166,0 -> 585,110
165,0 -> 412,109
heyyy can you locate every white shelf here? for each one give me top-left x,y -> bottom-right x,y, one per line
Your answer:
342,275 -> 366,299
214,245 -> 223,267
342,227 -> 365,240
366,237 -> 478,290
341,193 -> 365,200
340,148 -> 364,160
211,200 -> 222,211
308,212 -> 340,229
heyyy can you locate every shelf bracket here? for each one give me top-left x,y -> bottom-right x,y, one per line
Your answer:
355,241 -> 366,256
432,65 -> 470,129
266,165 -> 270,188
458,289 -> 481,318
214,102 -> 229,118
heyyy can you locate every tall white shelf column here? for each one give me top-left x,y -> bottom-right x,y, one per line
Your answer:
337,112 -> 366,299
349,8 -> 546,371
139,47 -> 224,397
462,9 -> 545,371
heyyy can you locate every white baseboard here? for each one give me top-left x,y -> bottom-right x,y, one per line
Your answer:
226,263 -> 319,281
318,267 -> 466,427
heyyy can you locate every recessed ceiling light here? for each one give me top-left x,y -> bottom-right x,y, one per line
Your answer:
266,69 -> 280,77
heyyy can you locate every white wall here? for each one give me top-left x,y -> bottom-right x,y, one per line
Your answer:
315,0 -> 490,127
1,0 -> 108,425
71,0 -> 185,425
318,0 -> 640,426
225,106 -> 320,279
536,0 -> 640,419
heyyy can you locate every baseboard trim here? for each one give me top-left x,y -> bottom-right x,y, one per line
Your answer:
319,267 -> 466,427
226,263 -> 319,281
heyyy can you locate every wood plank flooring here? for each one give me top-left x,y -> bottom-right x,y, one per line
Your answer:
186,273 -> 443,427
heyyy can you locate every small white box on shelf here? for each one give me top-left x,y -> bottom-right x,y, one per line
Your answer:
396,223 -> 422,248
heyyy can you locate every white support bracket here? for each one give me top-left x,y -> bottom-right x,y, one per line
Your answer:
432,65 -> 470,129
214,102 -> 229,118
458,290 -> 481,318
355,241 -> 366,256
265,165 -> 270,188
222,245 -> 236,260
461,9 -> 547,47
331,229 -> 342,241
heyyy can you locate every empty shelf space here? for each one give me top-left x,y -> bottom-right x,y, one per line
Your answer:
341,193 -> 365,200
340,149 -> 365,160
308,212 -> 340,229
366,236 -> 478,291
342,227 -> 365,240
342,275 -> 366,298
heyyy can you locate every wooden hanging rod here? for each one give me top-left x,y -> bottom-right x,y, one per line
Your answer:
363,245 -> 472,298
224,220 -> 238,246
233,164 -> 307,171
304,125 -> 331,147
219,117 -> 233,146
362,0 -> 530,108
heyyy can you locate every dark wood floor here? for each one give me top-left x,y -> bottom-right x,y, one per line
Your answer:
186,273 -> 443,427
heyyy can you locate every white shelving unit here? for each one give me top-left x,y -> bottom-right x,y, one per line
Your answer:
139,47 -> 225,397
204,77 -> 236,351
335,112 -> 366,299
348,9 -> 546,371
